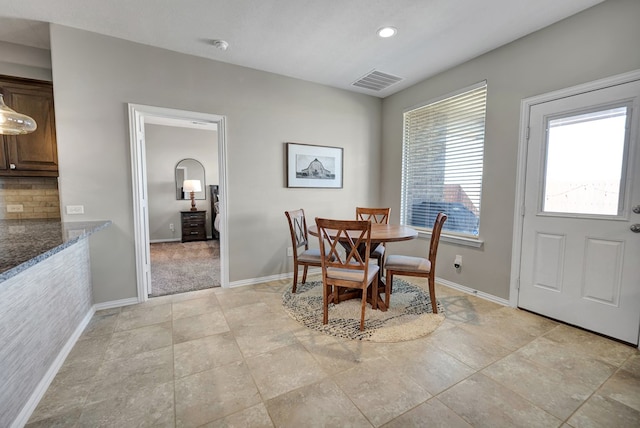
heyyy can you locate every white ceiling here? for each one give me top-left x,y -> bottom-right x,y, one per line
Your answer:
0,0 -> 604,98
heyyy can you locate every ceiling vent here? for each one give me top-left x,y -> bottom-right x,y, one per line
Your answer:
352,70 -> 403,91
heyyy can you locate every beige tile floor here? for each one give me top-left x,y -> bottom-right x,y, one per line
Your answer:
26,275 -> 640,427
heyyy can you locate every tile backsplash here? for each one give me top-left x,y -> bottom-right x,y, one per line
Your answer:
0,177 -> 60,220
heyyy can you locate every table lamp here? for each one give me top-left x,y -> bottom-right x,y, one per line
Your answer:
182,179 -> 202,211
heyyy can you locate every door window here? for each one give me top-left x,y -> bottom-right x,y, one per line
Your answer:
542,105 -> 629,216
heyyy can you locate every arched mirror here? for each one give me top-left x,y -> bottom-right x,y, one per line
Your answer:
175,158 -> 206,200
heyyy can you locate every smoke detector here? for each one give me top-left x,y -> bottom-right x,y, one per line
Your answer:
210,39 -> 229,51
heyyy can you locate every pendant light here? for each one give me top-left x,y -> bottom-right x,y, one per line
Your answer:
0,94 -> 37,135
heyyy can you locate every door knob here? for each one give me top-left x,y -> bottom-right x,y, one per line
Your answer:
631,224 -> 640,233
633,205 -> 640,214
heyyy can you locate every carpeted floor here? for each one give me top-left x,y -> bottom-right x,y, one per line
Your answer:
282,278 -> 445,342
149,240 -> 221,297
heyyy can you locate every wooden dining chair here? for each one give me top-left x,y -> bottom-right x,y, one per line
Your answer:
384,212 -> 447,313
355,207 -> 391,273
315,217 -> 379,331
284,209 -> 324,293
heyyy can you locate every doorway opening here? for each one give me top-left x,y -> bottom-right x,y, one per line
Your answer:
146,126 -> 218,297
128,104 -> 229,302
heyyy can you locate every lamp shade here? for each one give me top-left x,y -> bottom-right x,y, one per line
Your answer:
182,179 -> 202,193
0,94 -> 37,135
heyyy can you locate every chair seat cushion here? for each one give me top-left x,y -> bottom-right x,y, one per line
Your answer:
297,248 -> 323,263
371,245 -> 385,258
327,265 -> 379,283
385,255 -> 431,273
298,248 -> 335,264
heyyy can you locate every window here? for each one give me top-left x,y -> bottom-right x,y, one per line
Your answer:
401,82 -> 487,237
543,105 -> 629,216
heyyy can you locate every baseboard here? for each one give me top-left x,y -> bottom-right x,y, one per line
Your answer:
11,307 -> 96,428
149,238 -> 181,244
94,297 -> 140,311
436,276 -> 510,307
229,273 -> 289,288
229,268 -> 322,288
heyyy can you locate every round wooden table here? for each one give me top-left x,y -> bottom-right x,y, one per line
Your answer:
307,223 -> 418,243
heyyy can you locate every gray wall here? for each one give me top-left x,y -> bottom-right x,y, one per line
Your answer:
381,0 -> 640,299
50,25 -> 382,302
0,40 -> 52,81
145,124 -> 218,241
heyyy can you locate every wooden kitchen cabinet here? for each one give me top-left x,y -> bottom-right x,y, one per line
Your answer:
0,76 -> 58,177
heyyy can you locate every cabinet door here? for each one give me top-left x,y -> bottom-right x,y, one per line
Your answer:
0,140 -> 7,171
1,81 -> 58,176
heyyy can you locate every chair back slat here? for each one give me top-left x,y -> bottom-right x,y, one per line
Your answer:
316,218 -> 372,272
356,207 -> 390,224
320,227 -> 344,266
285,209 -> 308,250
429,212 -> 448,269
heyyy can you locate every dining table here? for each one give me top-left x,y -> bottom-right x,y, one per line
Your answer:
307,223 -> 418,311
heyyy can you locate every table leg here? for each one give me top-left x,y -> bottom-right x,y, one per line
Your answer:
373,278 -> 388,311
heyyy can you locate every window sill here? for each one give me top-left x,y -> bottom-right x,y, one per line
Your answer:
416,230 -> 484,248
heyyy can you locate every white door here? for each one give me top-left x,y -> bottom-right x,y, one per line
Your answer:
519,79 -> 640,345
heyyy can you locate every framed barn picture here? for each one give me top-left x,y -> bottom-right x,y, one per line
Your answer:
286,142 -> 343,188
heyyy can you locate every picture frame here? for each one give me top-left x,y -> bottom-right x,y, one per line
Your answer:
286,142 -> 343,188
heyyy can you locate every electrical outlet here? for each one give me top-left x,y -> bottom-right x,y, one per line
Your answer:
66,205 -> 85,215
287,247 -> 293,257
169,223 -> 175,231
454,255 -> 462,269
7,204 -> 23,212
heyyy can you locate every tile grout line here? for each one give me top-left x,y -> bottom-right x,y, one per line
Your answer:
561,355 -> 636,426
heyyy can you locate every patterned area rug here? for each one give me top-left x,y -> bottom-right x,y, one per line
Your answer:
282,278 -> 445,342
150,240 -> 221,297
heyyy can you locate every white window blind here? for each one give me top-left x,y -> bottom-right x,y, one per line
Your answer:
401,82 -> 487,237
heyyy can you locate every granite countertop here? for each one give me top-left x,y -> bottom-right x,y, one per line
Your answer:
0,219 -> 112,283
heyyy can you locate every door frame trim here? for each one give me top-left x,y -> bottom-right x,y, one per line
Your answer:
128,103 -> 230,301
510,69 -> 640,310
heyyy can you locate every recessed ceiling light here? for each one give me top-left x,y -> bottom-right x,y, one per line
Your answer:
377,27 -> 397,38
210,39 -> 229,51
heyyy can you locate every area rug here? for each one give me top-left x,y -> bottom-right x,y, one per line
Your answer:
282,278 -> 445,342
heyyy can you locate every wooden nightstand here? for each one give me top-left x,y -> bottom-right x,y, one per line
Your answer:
181,210 -> 207,242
